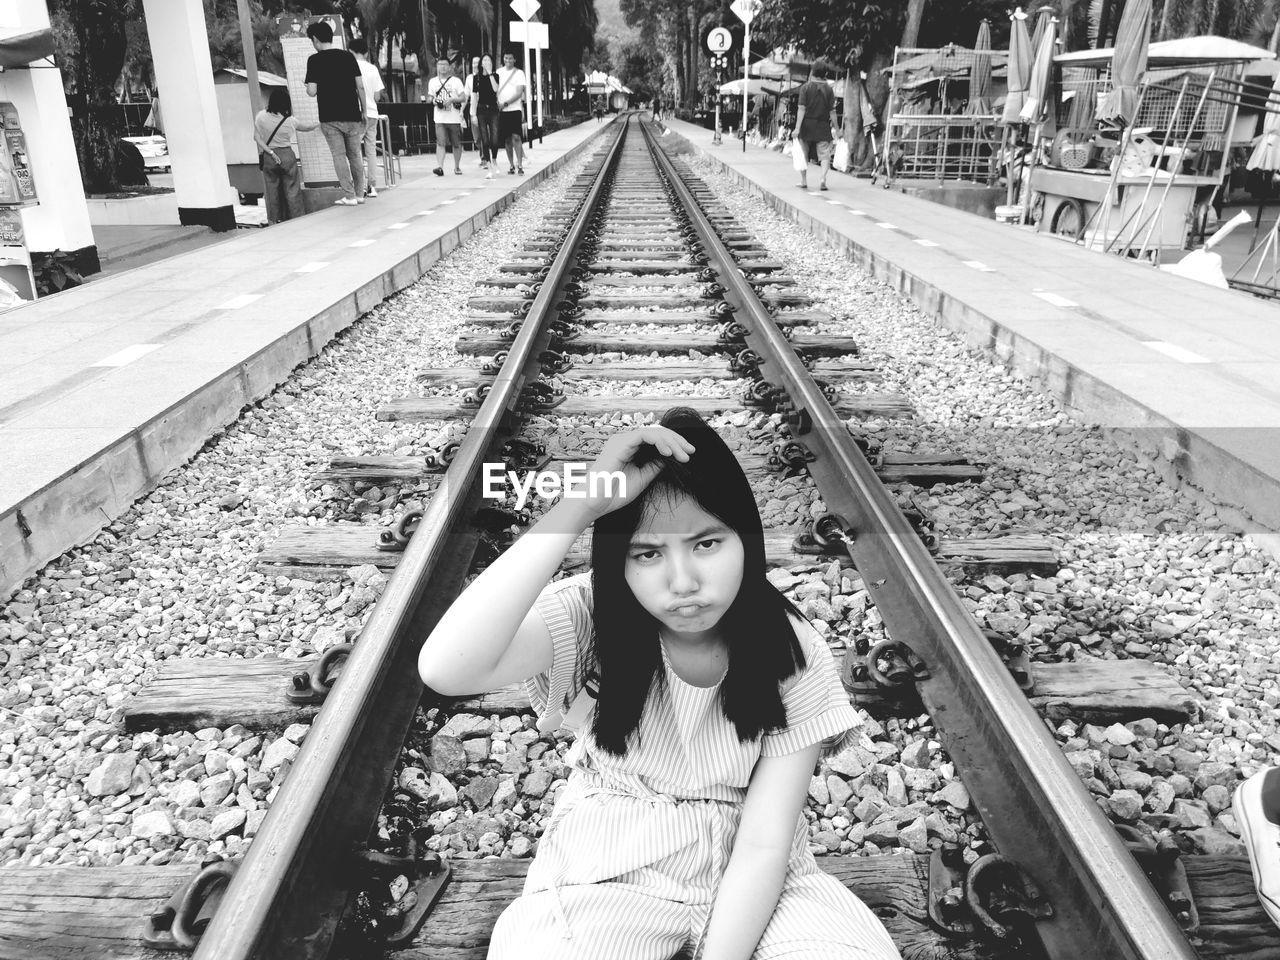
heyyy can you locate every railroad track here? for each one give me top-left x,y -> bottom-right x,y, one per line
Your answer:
2,116 -> 1275,960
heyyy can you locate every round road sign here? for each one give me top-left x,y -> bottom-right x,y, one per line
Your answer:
707,27 -> 732,54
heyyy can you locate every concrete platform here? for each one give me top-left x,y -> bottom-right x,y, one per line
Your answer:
0,119 -> 612,599
662,119 -> 1280,537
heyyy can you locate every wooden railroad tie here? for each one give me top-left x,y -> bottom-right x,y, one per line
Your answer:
125,648 -> 1194,735
460,309 -> 827,328
313,451 -> 981,488
252,526 -> 1054,581
453,332 -> 858,356
465,292 -> 810,312
1,855 -> 1273,958
413,357 -> 876,383
373,393 -> 916,423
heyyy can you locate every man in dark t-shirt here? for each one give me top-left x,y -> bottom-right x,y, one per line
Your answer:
304,20 -> 367,204
794,59 -> 837,191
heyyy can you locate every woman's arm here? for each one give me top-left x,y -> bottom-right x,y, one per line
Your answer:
418,426 -> 695,695
700,744 -> 822,960
295,119 -> 320,133
794,104 -> 806,138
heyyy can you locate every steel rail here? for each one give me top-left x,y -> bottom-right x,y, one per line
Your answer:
639,120 -> 1197,960
190,117 -> 630,960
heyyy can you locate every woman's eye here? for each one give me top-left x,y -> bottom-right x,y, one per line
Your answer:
630,550 -> 659,562
695,539 -> 720,551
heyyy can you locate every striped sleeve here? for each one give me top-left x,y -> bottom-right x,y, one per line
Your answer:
760,616 -> 859,759
525,573 -> 596,735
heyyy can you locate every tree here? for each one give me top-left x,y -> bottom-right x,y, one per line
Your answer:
52,0 -> 134,193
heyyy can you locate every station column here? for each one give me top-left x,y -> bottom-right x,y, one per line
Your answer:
140,0 -> 236,230
2,0 -> 97,273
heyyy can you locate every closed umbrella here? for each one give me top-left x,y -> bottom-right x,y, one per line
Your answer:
1245,73 -> 1280,247
1001,8 -> 1033,124
1030,5 -> 1053,55
1248,73 -> 1280,172
967,19 -> 993,115
1020,16 -> 1057,125
1098,0 -> 1151,126
1064,68 -> 1096,130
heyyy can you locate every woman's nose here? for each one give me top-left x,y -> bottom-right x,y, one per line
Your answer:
667,554 -> 698,594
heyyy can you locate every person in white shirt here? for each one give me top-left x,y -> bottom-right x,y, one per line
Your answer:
495,50 -> 527,175
428,58 -> 467,176
349,38 -> 385,197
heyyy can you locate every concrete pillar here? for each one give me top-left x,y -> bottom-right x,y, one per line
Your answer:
141,0 -> 236,230
2,1 -> 97,272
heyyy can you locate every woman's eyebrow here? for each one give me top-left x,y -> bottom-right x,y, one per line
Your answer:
684,524 -> 727,541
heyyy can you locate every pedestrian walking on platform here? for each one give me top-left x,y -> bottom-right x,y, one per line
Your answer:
255,88 -> 318,224
794,60 -> 837,191
350,38 -> 385,198
419,407 -> 903,960
496,50 -> 527,175
465,57 -> 490,169
429,59 -> 467,176
473,54 -> 501,179
304,20 -> 367,205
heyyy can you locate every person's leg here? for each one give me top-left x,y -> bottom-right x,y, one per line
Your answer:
262,164 -> 283,224
435,122 -> 446,174
280,149 -> 304,220
797,138 -> 808,188
818,140 -> 832,189
450,125 -> 463,173
748,870 -> 901,960
342,121 -> 366,200
320,121 -> 355,199
362,118 -> 379,193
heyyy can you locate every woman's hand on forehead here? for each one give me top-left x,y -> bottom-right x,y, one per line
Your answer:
581,426 -> 696,518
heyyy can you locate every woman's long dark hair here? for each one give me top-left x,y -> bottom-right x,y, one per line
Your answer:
587,407 -> 807,757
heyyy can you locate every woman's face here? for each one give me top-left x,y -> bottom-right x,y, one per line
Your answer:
623,492 -> 744,642
482,56 -> 494,72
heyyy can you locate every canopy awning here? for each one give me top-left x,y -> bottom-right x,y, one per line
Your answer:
217,68 -> 289,86
1056,35 -> 1275,68
0,27 -> 54,68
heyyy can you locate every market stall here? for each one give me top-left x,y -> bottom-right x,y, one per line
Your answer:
878,42 -> 1007,186
1031,36 -> 1275,258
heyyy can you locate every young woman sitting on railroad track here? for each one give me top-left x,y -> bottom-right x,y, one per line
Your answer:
419,407 -> 902,960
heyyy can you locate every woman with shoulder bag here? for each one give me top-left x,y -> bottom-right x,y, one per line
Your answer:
255,88 -> 318,224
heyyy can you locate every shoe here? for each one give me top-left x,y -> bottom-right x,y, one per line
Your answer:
819,184 -> 829,191
433,167 -> 444,177
455,168 -> 463,175
518,166 -> 524,175
367,186 -> 378,198
334,197 -> 359,206
356,198 -> 366,204
1234,766 -> 1280,930
509,166 -> 516,175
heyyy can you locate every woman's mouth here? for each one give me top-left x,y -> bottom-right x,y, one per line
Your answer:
667,601 -> 708,616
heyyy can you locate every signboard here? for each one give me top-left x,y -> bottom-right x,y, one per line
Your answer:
706,28 -> 732,54
0,103 -> 36,205
509,21 -> 549,47
275,14 -> 344,188
730,0 -> 761,25
509,0 -> 540,21
0,209 -> 35,306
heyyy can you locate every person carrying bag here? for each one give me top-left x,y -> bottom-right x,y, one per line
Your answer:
254,88 -> 318,224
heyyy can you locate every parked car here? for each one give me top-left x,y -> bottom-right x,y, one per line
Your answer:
122,135 -> 171,172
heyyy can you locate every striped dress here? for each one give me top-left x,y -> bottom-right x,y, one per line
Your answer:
486,573 -> 902,960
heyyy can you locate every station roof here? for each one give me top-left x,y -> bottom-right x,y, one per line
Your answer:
0,27 -> 53,68
1055,35 -> 1276,67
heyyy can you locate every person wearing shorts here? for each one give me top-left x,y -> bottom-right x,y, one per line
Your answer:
794,59 -> 836,191
495,50 -> 527,175
428,58 -> 466,176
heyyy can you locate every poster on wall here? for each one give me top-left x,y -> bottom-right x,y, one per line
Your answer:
0,208 -> 35,307
275,14 -> 343,188
0,102 -> 37,205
